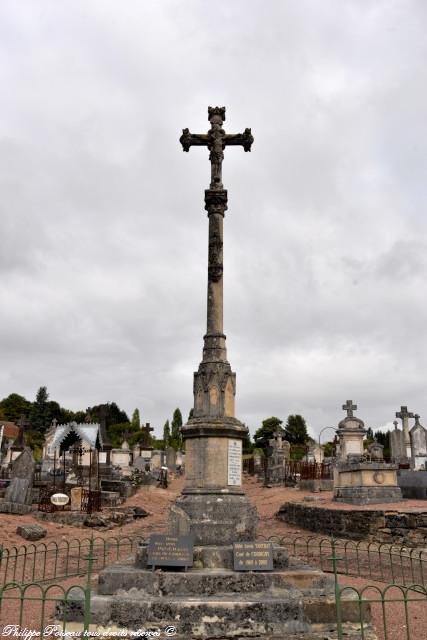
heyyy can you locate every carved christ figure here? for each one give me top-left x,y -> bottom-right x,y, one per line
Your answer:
180,107 -> 253,189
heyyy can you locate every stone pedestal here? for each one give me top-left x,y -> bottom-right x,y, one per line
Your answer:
170,492 -> 257,545
59,542 -> 374,639
334,461 -> 402,505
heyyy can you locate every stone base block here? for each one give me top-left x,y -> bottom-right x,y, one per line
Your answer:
334,486 -> 402,505
98,565 -> 333,597
59,588 -> 371,638
0,501 -> 32,514
169,492 -> 257,545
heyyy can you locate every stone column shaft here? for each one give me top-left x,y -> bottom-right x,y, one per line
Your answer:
207,212 -> 223,336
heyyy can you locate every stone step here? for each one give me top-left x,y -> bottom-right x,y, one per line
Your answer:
62,589 -> 370,638
98,564 -> 335,597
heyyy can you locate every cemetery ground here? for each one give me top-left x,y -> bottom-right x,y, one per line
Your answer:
0,475 -> 426,639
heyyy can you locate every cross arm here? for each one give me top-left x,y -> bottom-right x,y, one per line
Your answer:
180,129 -> 209,152
224,128 -> 254,152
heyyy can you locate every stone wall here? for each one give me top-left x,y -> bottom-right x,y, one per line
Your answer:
277,502 -> 427,545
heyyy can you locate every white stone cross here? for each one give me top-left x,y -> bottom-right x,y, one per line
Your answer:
342,400 -> 357,418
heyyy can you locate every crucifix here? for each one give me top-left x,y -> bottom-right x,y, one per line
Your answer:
342,400 -> 357,418
180,107 -> 253,360
174,106 -> 257,545
180,106 -> 253,190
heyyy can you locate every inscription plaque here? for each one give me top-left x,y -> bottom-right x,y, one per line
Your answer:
147,534 -> 194,569
233,541 -> 273,571
228,439 -> 242,486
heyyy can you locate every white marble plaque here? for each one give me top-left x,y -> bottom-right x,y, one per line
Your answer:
98,452 -> 107,463
228,439 -> 242,486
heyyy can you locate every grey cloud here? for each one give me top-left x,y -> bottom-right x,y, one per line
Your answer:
1,1 -> 427,439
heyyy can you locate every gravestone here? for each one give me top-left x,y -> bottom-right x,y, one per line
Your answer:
0,447 -> 35,514
390,419 -> 406,463
368,440 -> 384,461
133,455 -> 146,471
166,446 -> 177,471
410,415 -> 427,470
396,405 -> 414,460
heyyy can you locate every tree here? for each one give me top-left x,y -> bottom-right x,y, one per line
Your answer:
107,422 -> 132,448
163,420 -> 171,448
284,415 -> 309,445
242,431 -> 253,453
171,408 -> 183,450
375,430 -> 391,458
0,393 -> 31,423
131,408 -> 141,430
364,427 -> 375,450
30,386 -> 50,432
254,417 -> 283,450
88,402 -> 129,425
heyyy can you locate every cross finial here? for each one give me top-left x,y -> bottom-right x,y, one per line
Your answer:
52,418 -> 58,427
395,406 -> 414,421
342,400 -> 357,418
393,419 -> 398,429
414,414 -> 420,425
180,106 -> 253,190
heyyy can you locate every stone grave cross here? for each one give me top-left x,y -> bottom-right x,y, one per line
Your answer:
396,405 -> 414,458
342,400 -> 357,418
141,422 -> 154,448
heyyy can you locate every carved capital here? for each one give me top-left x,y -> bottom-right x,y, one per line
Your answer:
204,189 -> 228,215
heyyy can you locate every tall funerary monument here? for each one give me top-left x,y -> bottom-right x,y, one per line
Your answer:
170,107 -> 257,543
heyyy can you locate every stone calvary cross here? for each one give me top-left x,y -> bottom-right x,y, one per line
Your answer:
180,106 -> 253,190
173,107 -> 257,546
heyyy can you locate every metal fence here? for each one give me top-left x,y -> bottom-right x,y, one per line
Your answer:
0,534 -> 144,587
259,534 -> 427,587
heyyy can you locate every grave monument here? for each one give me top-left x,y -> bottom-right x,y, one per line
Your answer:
334,400 -> 402,505
62,107 -> 372,639
0,446 -> 35,514
169,106 -> 257,544
396,405 -> 414,460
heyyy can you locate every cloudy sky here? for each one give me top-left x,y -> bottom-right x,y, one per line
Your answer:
1,1 -> 427,440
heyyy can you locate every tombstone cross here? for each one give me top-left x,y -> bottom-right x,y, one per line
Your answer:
393,420 -> 399,429
396,406 -> 414,421
180,106 -> 253,189
342,400 -> 357,418
141,423 -> 154,447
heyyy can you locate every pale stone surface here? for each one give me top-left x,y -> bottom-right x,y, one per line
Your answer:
70,486 -> 83,511
410,415 -> 427,470
334,461 -> 402,505
390,420 -> 406,462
